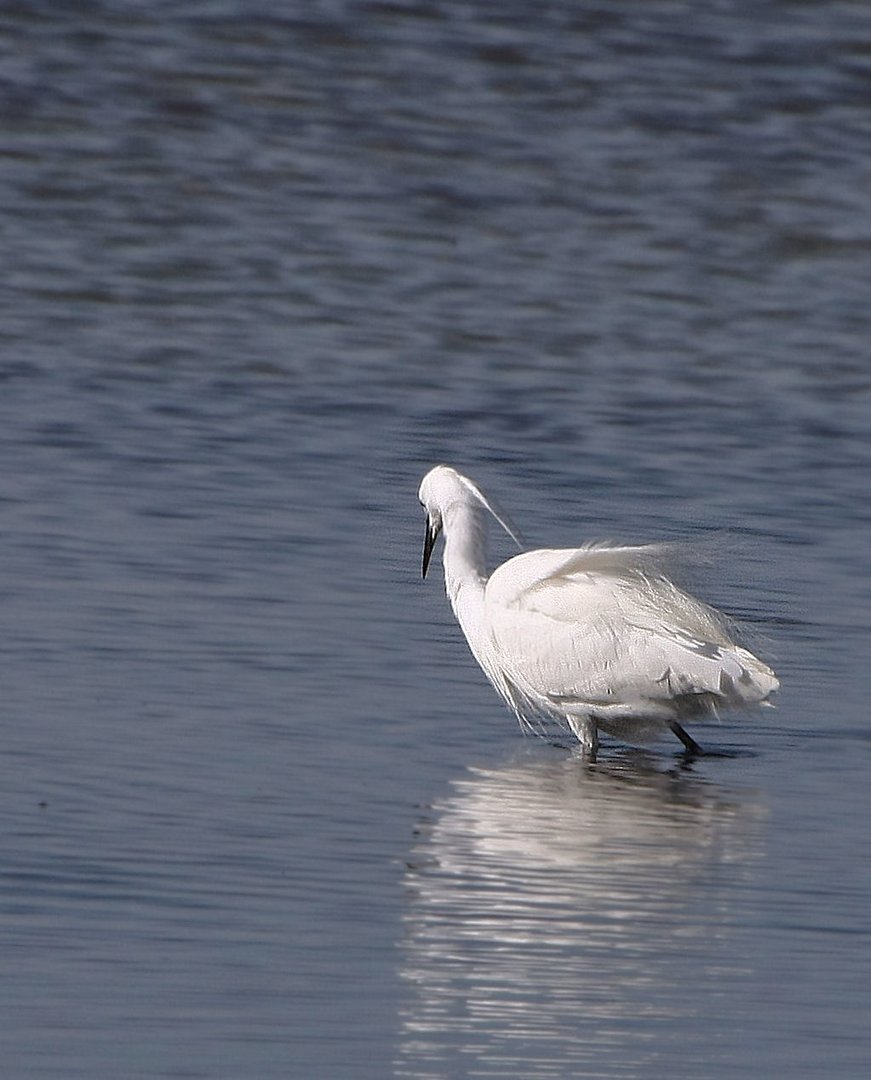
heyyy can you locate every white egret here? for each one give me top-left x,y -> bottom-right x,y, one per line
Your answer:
418,465 -> 778,758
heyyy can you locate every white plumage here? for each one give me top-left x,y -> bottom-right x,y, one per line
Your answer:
418,465 -> 778,757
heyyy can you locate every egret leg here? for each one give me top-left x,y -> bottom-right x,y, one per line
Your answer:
568,716 -> 599,761
667,719 -> 703,755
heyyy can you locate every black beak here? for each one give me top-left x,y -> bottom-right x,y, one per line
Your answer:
422,516 -> 440,579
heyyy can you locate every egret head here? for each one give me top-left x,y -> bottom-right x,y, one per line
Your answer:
418,466 -> 522,578
418,466 -> 453,578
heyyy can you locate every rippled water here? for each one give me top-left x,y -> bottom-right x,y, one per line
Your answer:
1,2 -> 870,1078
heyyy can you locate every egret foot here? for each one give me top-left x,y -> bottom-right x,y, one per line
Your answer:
667,719 -> 703,755
567,716 -> 599,761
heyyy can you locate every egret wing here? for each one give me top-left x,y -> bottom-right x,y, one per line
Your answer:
484,546 -> 776,718
486,544 -> 674,605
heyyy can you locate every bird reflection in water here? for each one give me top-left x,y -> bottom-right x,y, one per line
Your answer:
397,748 -> 765,1079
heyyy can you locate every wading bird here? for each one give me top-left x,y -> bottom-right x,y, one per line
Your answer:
418,465 -> 778,758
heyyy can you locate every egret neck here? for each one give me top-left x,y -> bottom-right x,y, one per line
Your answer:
441,498 -> 489,646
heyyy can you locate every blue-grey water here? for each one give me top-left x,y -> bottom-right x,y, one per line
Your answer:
1,2 -> 870,1077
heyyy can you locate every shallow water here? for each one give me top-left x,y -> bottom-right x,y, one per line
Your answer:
1,2 -> 870,1077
